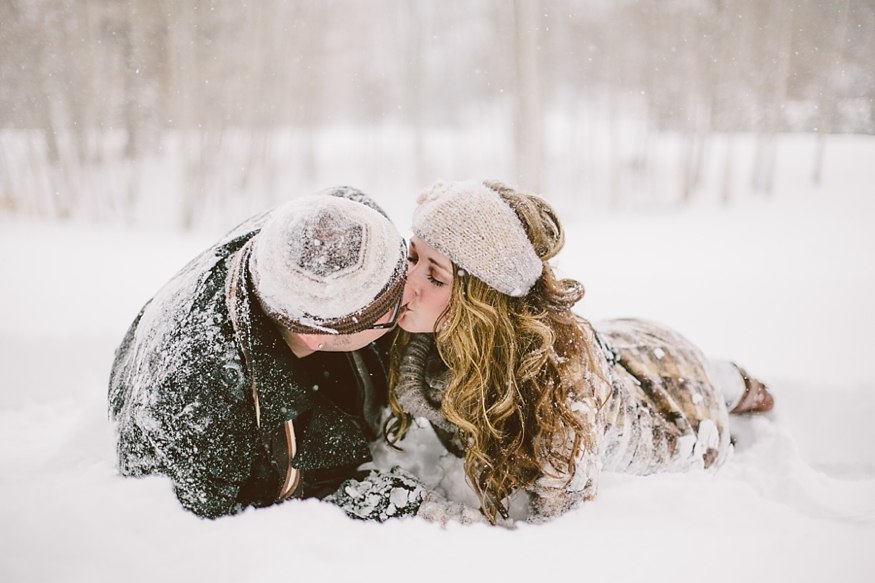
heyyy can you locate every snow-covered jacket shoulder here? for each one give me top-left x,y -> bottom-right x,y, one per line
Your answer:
108,214 -> 375,518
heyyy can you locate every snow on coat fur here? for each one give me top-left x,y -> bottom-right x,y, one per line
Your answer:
394,318 -> 732,522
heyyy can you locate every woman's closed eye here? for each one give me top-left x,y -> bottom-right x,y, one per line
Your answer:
408,252 -> 446,287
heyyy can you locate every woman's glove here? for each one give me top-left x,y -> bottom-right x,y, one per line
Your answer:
326,466 -> 513,527
324,466 -> 427,521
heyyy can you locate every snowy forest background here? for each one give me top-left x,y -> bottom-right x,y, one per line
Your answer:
1,0 -> 873,228
2,1 -> 875,582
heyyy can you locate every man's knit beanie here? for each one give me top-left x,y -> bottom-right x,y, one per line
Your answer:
250,188 -> 406,334
412,180 -> 542,297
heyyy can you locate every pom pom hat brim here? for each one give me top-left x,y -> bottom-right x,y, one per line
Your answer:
412,181 -> 542,297
250,193 -> 406,334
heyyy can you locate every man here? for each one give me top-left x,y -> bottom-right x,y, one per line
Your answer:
108,187 -> 407,518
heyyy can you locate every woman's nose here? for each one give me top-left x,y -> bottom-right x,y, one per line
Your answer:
404,264 -> 421,293
402,279 -> 417,302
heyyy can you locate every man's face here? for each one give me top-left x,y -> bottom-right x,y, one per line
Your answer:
288,303 -> 398,357
300,327 -> 389,353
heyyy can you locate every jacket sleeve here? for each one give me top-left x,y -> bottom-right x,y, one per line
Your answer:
527,405 -> 601,522
394,334 -> 458,436
527,321 -> 613,522
111,323 -> 274,519
142,375 -> 268,518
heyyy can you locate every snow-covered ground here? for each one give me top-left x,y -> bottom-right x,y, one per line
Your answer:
1,134 -> 874,582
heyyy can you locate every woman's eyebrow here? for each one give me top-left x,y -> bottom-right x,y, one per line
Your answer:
411,238 -> 451,273
428,257 -> 452,274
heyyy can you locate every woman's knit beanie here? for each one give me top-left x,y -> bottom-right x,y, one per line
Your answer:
412,180 -> 542,297
250,188 -> 406,334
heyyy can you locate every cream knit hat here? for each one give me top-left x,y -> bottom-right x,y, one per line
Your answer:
412,180 -> 542,296
250,191 -> 406,334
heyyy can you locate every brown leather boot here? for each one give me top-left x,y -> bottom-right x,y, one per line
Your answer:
729,363 -> 775,414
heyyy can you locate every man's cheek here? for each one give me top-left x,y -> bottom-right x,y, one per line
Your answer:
333,335 -> 353,347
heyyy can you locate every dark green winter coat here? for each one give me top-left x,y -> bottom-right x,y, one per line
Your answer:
108,212 -> 388,518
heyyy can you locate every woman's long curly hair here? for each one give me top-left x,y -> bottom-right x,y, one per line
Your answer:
386,181 -> 603,523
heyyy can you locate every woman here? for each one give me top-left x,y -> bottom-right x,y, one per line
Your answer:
386,180 -> 773,524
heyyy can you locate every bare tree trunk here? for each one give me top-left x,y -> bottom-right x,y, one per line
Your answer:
813,0 -> 851,186
680,128 -> 708,205
297,3 -> 326,186
679,8 -> 698,205
679,8 -> 712,206
812,133 -> 825,186
0,137 -> 15,213
512,0 -> 543,191
607,90 -> 621,208
752,1 -> 793,195
242,3 -> 268,203
679,133 -> 695,204
721,136 -> 734,205
122,0 -> 142,160
36,1 -> 78,219
407,0 -> 427,185
170,0 -> 202,230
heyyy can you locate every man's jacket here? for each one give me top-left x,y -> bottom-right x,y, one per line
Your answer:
108,211 -> 387,518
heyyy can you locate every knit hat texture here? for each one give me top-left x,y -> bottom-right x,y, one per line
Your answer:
250,192 -> 406,334
412,180 -> 542,296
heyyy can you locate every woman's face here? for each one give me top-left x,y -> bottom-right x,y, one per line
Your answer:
397,236 -> 454,333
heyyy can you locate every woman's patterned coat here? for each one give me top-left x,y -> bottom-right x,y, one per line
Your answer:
394,318 -> 732,522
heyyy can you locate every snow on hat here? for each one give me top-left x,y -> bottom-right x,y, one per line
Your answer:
412,180 -> 542,297
250,192 -> 406,334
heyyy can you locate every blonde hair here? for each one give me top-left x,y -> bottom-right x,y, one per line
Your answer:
387,182 -> 602,523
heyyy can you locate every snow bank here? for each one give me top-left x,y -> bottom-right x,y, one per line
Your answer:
1,134 -> 874,582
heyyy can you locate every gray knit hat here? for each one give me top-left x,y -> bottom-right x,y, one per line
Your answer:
250,190 -> 406,334
412,180 -> 542,297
